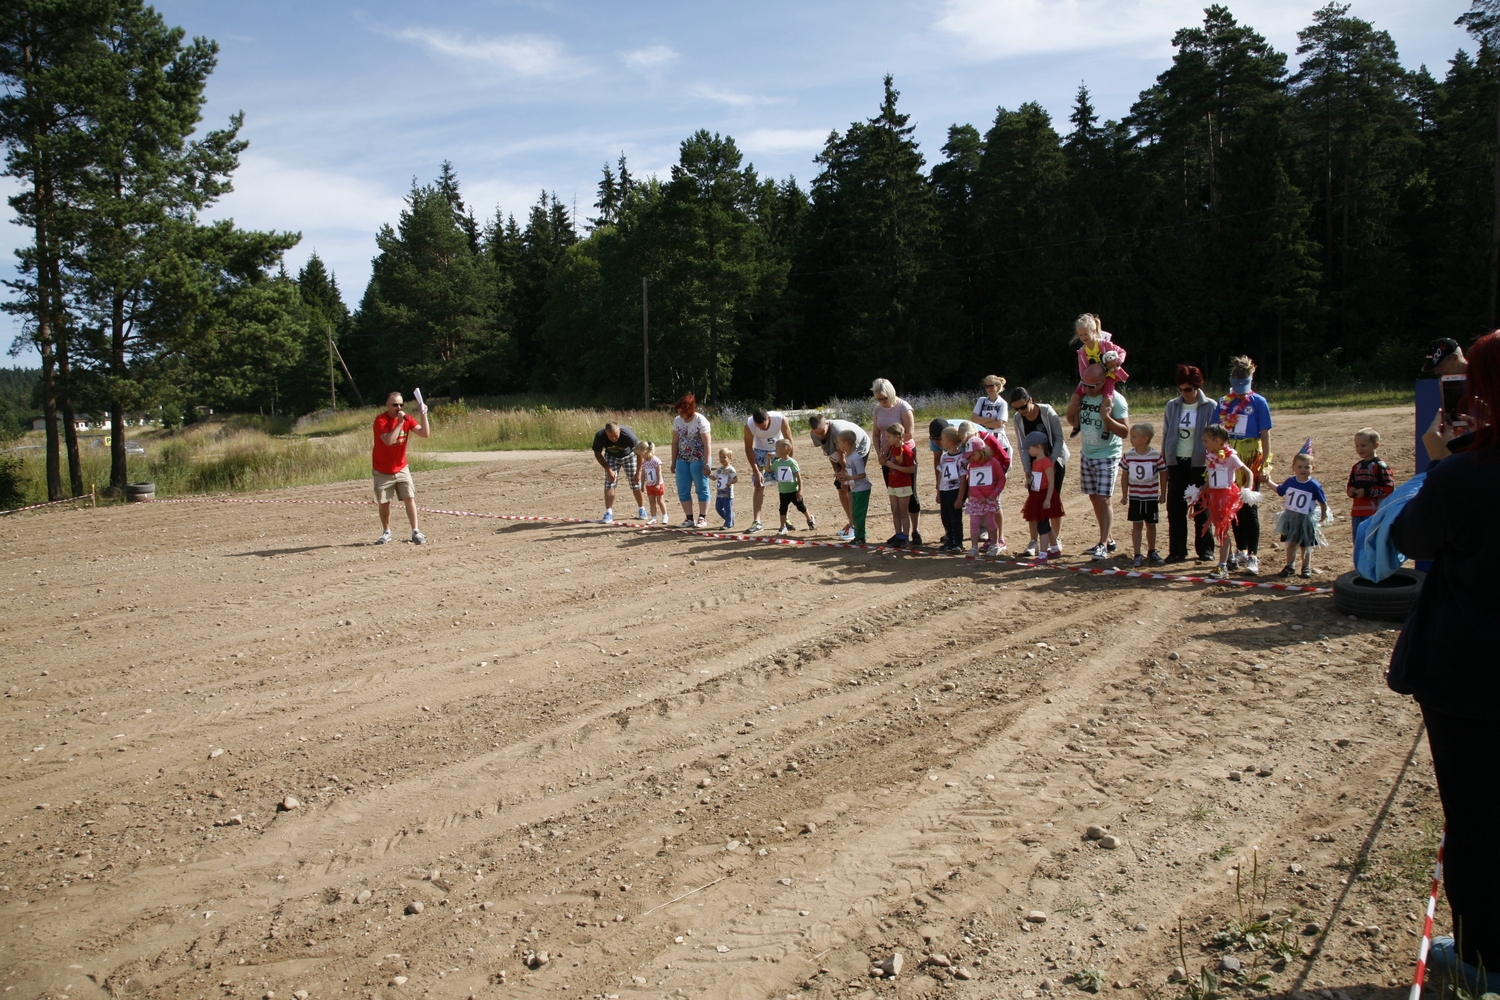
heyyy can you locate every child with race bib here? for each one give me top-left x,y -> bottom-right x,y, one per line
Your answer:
1021,431 -> 1063,560
936,424 -> 968,553
835,429 -> 872,545
770,438 -> 815,537
713,448 -> 738,530
1195,424 -> 1251,580
1274,440 -> 1329,578
1119,422 -> 1167,567
965,443 -> 1007,557
637,441 -> 666,524
880,423 -> 917,547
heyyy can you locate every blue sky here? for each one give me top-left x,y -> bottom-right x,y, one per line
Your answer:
2,0 -> 1476,362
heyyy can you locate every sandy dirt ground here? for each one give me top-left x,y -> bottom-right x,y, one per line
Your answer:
2,405 -> 1449,1000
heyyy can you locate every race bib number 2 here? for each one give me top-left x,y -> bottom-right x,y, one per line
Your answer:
968,466 -> 993,487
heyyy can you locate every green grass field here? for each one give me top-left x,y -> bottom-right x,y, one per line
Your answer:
1,381 -> 1414,509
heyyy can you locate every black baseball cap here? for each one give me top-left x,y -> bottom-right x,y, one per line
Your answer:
1008,386 -> 1031,404
1422,338 -> 1460,372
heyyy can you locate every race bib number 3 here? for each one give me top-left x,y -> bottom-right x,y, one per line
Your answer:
1284,488 -> 1315,515
968,466 -> 993,487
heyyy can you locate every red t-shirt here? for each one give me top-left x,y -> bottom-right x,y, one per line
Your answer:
886,440 -> 916,488
372,412 -> 418,474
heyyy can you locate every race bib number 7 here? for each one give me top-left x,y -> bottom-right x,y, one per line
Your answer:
1283,488 -> 1315,515
777,466 -> 796,483
968,466 -> 993,487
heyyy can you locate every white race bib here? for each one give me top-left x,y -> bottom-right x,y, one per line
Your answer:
1030,470 -> 1043,492
968,465 -> 993,487
717,474 -> 730,491
1232,411 -> 1249,437
1128,459 -> 1155,483
646,467 -> 659,485
1283,487 -> 1315,515
1208,464 -> 1234,490
1178,409 -> 1196,441
939,457 -> 961,491
776,465 -> 796,483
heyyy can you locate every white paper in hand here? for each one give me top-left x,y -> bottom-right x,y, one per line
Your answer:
413,387 -> 427,414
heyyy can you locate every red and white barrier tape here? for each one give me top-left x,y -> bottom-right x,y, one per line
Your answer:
141,495 -> 1332,593
0,493 -> 92,516
1410,827 -> 1447,1000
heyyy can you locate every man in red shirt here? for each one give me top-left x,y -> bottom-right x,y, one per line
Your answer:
372,391 -> 431,544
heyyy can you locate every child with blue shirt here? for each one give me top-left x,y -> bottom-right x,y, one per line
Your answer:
1273,445 -> 1329,578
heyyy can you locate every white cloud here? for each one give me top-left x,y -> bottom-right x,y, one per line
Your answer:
622,44 -> 679,72
739,128 -> 830,155
397,28 -> 587,78
688,84 -> 782,108
206,153 -> 405,235
935,0 -> 1313,60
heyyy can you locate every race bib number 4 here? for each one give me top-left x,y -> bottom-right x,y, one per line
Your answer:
1283,488 -> 1315,515
968,466 -> 993,487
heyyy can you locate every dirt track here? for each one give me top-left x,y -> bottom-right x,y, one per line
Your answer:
1,405 -> 1447,1000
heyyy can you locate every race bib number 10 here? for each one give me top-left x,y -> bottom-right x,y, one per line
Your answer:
1283,488 -> 1315,515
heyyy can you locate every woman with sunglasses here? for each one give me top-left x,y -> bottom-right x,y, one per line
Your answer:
1162,364 -> 1217,562
870,378 -> 922,546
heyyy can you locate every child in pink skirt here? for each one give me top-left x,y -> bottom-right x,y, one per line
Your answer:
965,444 -> 1007,557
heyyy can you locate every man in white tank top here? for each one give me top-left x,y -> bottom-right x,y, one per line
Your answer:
742,408 -> 787,532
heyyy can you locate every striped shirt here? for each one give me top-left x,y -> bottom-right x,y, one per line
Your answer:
1119,449 -> 1166,499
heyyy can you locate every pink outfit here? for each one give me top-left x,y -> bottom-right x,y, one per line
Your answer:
1075,332 -> 1130,398
965,454 -> 1006,544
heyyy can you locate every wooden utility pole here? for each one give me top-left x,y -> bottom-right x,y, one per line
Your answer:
328,329 -> 336,411
642,277 -> 650,408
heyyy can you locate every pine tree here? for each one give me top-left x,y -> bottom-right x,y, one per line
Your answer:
1458,0 -> 1500,324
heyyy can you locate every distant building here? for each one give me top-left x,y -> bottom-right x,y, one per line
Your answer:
29,413 -> 156,432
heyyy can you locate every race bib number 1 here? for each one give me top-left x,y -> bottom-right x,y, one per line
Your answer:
646,467 -> 658,484
1208,465 -> 1233,489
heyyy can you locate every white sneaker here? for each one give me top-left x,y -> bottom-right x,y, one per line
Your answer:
374,529 -> 392,545
647,516 -> 658,524
1244,554 -> 1260,576
984,544 -> 1001,557
1234,550 -> 1248,569
1021,539 -> 1039,558
636,507 -> 647,519
748,520 -> 763,532
1088,543 -> 1108,560
695,516 -> 707,528
777,526 -> 790,536
837,526 -> 855,541
411,530 -> 425,545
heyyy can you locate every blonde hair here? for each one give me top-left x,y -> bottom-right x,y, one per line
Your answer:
981,374 -> 1007,390
940,425 -> 963,446
1130,422 -> 1155,441
717,447 -> 733,464
870,378 -> 897,403
775,437 -> 794,456
634,440 -> 655,458
1229,355 -> 1257,379
883,423 -> 905,440
1071,313 -> 1102,345
1293,452 -> 1314,469
1355,427 -> 1381,445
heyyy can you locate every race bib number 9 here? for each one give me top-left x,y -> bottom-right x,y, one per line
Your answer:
1283,488 -> 1315,515
968,466 -> 993,487
1129,461 -> 1154,482
776,466 -> 796,483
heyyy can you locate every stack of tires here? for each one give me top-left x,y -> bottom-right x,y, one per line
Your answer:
125,482 -> 155,503
1332,569 -> 1423,622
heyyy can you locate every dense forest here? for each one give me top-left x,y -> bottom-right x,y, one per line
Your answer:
4,1 -> 1500,499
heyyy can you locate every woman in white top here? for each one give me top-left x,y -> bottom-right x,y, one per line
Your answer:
971,374 -> 1013,456
742,408 -> 786,532
870,378 -> 922,546
671,393 -> 713,528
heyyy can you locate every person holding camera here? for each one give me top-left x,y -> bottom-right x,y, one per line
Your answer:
1388,331 -> 1500,993
372,391 -> 431,545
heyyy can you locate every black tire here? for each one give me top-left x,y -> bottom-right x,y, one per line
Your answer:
125,482 -> 156,495
1332,568 -> 1424,622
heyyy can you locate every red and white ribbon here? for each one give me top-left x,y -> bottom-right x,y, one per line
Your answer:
0,493 -> 92,516
138,495 -> 1333,593
1410,827 -> 1448,1000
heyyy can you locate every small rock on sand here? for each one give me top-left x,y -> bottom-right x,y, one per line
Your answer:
388,977 -> 406,987
355,890 -> 372,904
927,953 -> 952,967
1220,956 -> 1241,972
1099,834 -> 1123,849
1026,911 -> 1048,923
279,796 -> 300,811
1085,825 -> 1106,840
404,901 -> 423,915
